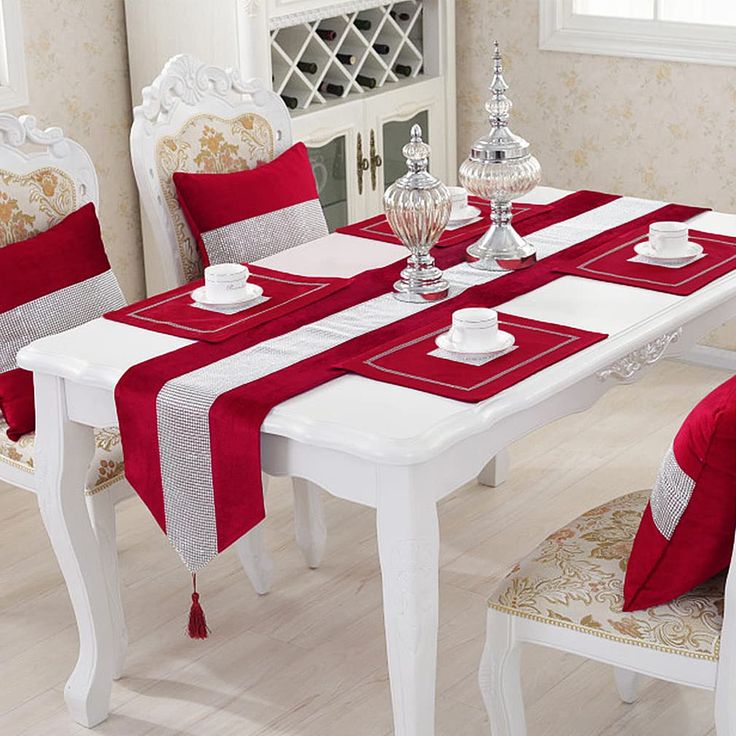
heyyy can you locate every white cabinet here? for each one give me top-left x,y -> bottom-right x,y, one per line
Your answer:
125,0 -> 456,259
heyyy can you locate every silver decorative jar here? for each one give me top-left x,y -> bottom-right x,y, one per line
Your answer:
459,41 -> 542,270
384,124 -> 451,302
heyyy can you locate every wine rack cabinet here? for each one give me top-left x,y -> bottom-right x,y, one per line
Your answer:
272,2 -> 425,111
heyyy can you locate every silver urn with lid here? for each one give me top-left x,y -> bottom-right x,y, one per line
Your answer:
459,41 -> 542,270
384,124 -> 451,302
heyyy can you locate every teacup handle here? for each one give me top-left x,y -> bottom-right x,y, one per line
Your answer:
449,325 -> 466,346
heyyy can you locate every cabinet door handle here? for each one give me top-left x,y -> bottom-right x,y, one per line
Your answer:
357,132 -> 369,195
369,129 -> 382,191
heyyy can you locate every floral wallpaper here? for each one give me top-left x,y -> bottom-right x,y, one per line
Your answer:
456,0 -> 736,345
12,0 -> 144,301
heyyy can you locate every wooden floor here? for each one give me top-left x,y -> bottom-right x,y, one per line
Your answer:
0,359 -> 728,736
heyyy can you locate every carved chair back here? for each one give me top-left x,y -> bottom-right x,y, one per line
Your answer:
0,114 -> 104,492
130,54 -> 294,293
0,114 -> 99,248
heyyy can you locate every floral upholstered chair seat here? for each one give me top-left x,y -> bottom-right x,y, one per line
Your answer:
0,417 -> 125,495
156,112 -> 275,283
489,490 -> 724,661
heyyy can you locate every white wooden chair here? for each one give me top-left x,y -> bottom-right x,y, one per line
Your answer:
0,112 -> 130,678
129,54 -> 327,586
479,489 -> 734,735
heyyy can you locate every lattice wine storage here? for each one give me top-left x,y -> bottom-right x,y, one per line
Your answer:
272,1 -> 425,111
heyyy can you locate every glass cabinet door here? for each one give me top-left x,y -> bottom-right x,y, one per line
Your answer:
306,136 -> 349,232
382,109 -> 429,188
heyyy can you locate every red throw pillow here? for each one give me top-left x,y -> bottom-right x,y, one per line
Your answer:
0,203 -> 125,440
173,142 -> 328,268
624,376 -> 736,610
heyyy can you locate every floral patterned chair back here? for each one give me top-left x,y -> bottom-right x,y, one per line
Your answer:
130,54 -> 293,293
0,114 -> 99,248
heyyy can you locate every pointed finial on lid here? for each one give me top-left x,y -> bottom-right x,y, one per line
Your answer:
493,40 -> 502,69
486,41 -> 512,127
402,123 -> 431,171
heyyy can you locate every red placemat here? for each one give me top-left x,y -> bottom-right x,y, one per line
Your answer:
105,264 -> 352,343
554,228 -> 736,295
338,313 -> 607,403
336,197 -> 551,248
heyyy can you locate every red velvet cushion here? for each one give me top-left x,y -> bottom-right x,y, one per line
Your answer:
624,376 -> 736,610
173,142 -> 328,269
0,203 -> 124,440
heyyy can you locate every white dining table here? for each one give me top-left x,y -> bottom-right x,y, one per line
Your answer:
17,186 -> 736,734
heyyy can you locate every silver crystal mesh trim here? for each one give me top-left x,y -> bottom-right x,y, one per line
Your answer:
0,271 -> 125,373
155,195 -> 668,570
201,198 -> 329,264
650,446 -> 696,540
526,197 -> 665,260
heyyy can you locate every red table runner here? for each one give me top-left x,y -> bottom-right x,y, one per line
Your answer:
554,227 -> 736,295
336,197 -> 551,248
104,265 -> 352,343
115,191 -> 707,611
338,313 -> 607,402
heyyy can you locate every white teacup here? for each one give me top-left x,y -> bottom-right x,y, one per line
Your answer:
448,307 -> 500,352
448,186 -> 469,219
204,263 -> 250,303
649,222 -> 689,257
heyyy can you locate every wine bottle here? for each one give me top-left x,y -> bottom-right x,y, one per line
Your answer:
373,43 -> 390,55
319,81 -> 344,96
356,74 -> 377,88
395,63 -> 412,77
297,61 -> 318,74
316,28 -> 337,41
336,52 -> 357,65
281,95 -> 298,110
390,10 -> 411,21
354,18 -> 372,31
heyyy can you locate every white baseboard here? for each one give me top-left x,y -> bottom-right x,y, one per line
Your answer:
676,345 -> 736,372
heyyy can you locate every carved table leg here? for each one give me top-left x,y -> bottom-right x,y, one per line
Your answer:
376,467 -> 440,736
292,478 -> 327,569
86,490 -> 128,680
478,449 -> 510,488
33,374 -> 116,727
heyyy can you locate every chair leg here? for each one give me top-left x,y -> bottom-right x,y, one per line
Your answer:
234,474 -> 275,595
715,633 -> 736,735
292,478 -> 327,569
614,667 -> 641,704
85,490 -> 128,681
235,522 -> 274,595
479,609 -> 527,736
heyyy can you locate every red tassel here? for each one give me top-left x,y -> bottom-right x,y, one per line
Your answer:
187,574 -> 209,639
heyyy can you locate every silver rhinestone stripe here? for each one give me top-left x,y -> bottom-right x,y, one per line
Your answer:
650,446 -> 696,540
155,195 -> 667,571
526,196 -> 664,260
201,198 -> 329,265
0,271 -> 125,374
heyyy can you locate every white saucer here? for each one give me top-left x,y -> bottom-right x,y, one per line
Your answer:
634,241 -> 703,261
448,205 -> 481,225
435,329 -> 515,355
191,283 -> 263,308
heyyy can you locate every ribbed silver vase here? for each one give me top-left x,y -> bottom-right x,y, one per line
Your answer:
384,124 -> 451,302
